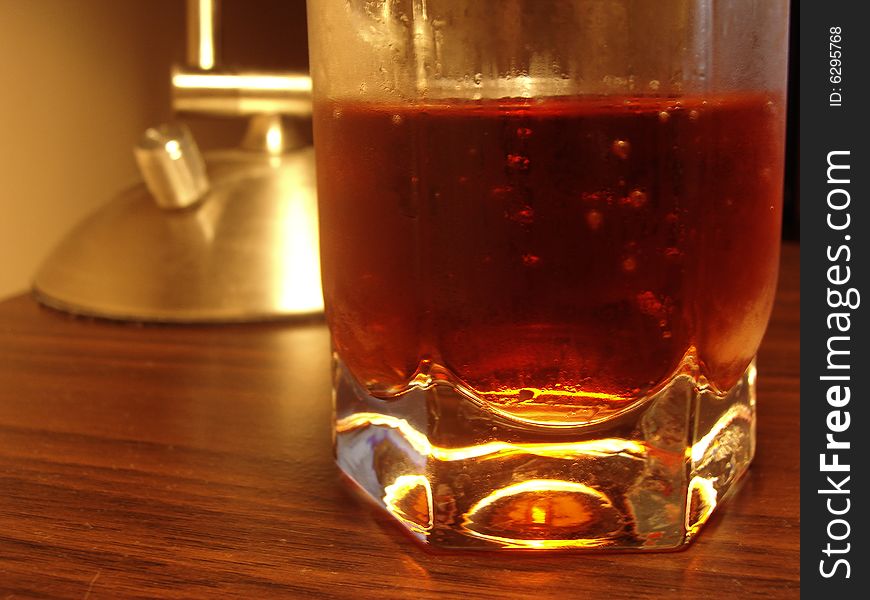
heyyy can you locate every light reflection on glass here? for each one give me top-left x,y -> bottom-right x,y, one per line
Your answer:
461,480 -> 617,549
335,412 -> 648,463
383,475 -> 433,535
690,403 -> 753,464
686,475 -> 718,536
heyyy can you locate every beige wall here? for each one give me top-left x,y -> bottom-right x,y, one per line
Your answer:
0,0 -> 184,299
0,0 -> 310,300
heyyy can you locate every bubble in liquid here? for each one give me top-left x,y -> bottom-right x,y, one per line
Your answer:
473,72 -> 483,86
636,291 -> 664,317
622,256 -> 637,273
662,331 -> 673,339
522,253 -> 541,267
332,107 -> 343,120
611,139 -> 631,160
586,210 -> 603,230
648,79 -> 661,91
391,114 -> 404,126
663,247 -> 682,260
688,110 -> 700,121
516,127 -> 534,139
658,110 -> 671,123
506,154 -> 531,171
628,189 -> 648,208
490,185 -> 516,202
507,204 -> 535,225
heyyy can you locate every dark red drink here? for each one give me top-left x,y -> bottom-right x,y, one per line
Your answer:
315,93 -> 784,422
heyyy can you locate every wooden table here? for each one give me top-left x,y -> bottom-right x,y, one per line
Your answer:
0,244 -> 800,599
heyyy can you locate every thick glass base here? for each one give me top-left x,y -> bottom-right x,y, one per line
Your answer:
334,358 -> 756,551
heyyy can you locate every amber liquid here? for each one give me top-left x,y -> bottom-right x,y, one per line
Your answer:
316,94 -> 783,422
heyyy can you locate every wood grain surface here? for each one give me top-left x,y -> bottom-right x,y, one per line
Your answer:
0,244 -> 800,599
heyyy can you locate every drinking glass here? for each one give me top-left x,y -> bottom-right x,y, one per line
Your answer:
307,0 -> 789,550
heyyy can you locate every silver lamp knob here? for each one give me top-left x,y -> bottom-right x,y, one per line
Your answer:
134,123 -> 209,210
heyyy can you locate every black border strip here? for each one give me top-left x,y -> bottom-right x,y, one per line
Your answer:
800,0 -> 868,594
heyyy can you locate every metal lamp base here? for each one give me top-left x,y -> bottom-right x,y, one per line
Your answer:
33,147 -> 323,323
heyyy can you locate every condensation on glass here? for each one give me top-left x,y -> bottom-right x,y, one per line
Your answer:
307,0 -> 789,550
